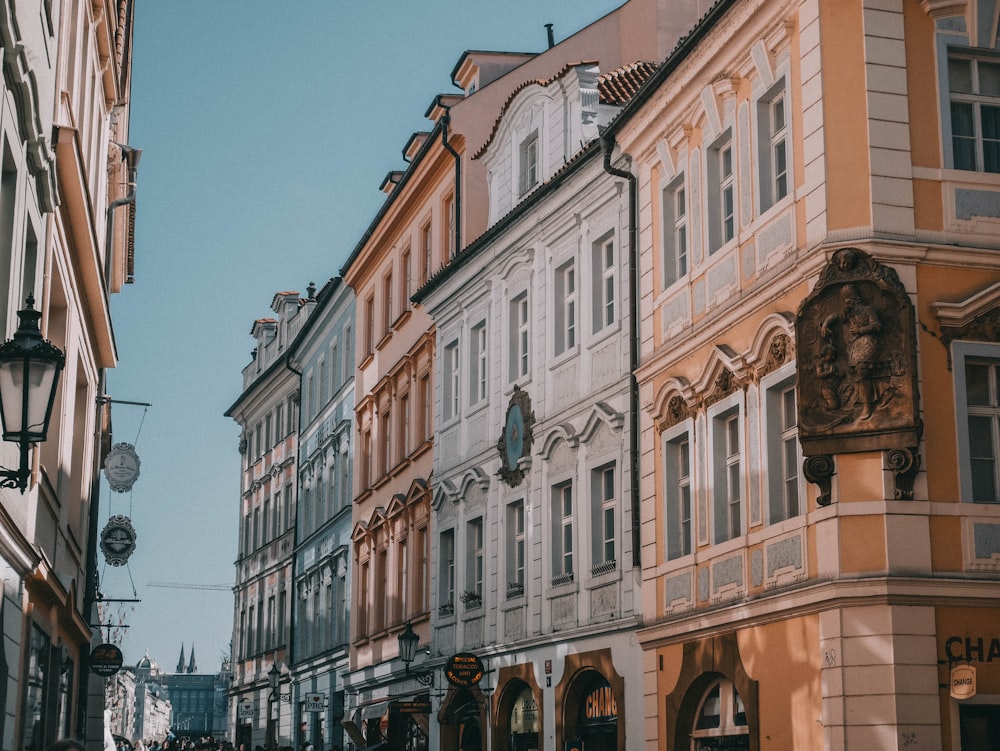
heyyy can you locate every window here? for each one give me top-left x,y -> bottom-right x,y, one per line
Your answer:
519,131 -> 539,196
444,193 -> 456,259
663,428 -> 693,560
364,294 -> 375,355
343,325 -> 352,377
466,517 -> 484,602
382,271 -> 394,335
551,482 -> 574,584
470,321 -> 487,405
417,525 -> 429,612
592,464 -> 616,574
554,261 -> 576,355
708,133 -> 736,253
507,500 -> 525,597
509,292 -> 529,381
948,52 -> 1000,172
662,178 -> 688,288
439,529 -> 455,613
593,234 -> 615,332
421,223 -> 432,284
690,677 -> 749,745
712,406 -> 743,543
420,373 -> 432,442
955,344 -> 1000,502
375,548 -> 387,631
400,247 -> 411,312
358,561 -> 369,636
360,427 -> 372,488
444,340 -> 460,421
765,376 -> 801,523
758,82 -> 789,211
379,406 -> 391,475
398,391 -> 410,461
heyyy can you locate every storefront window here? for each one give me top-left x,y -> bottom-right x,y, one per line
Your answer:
509,685 -> 539,751
573,676 -> 618,751
690,677 -> 748,750
22,625 -> 51,751
959,704 -> 1000,750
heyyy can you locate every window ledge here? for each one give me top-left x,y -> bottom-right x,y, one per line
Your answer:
392,309 -> 412,331
376,331 -> 393,351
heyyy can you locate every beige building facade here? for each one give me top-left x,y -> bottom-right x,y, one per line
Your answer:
605,0 -> 1000,749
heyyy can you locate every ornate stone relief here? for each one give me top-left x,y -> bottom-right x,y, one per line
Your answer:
795,248 -> 921,501
662,394 -> 691,429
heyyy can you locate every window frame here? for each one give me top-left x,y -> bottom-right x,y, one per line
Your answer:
662,419 -> 694,562
519,131 -> 539,196
954,341 -> 1000,503
591,462 -> 617,575
509,291 -> 530,382
551,480 -> 574,584
762,364 -> 804,524
946,48 -> 1000,173
506,500 -> 526,598
554,259 -> 577,356
757,79 -> 790,213
470,320 -> 487,406
592,232 -> 616,334
709,393 -> 744,545
708,130 -> 736,254
443,338 -> 460,422
661,175 -> 688,289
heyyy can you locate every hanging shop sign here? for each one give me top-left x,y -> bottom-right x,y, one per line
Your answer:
90,643 -> 124,677
393,700 -> 432,716
100,515 -> 137,566
951,664 -> 977,700
238,700 -> 255,720
304,693 -> 325,712
445,652 -> 485,687
104,443 -> 141,493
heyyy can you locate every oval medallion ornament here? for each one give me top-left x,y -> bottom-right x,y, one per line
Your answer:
100,515 -> 137,566
104,443 -> 141,493
91,643 -> 124,677
497,386 -> 534,487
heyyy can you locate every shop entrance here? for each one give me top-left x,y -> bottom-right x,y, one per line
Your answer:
960,704 -> 1000,751
689,677 -> 749,751
507,684 -> 539,751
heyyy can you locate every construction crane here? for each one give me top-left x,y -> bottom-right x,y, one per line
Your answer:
147,581 -> 231,591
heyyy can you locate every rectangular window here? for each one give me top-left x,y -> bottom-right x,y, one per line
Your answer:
554,261 -> 576,355
593,233 -> 615,332
444,340 -> 460,420
470,321 -> 487,405
949,52 -> 1000,172
364,294 -> 375,355
664,429 -> 693,560
398,391 -> 410,460
421,223 -> 432,284
713,407 -> 743,543
379,406 -> 391,475
957,350 -> 1000,502
420,373 -> 432,441
709,133 -> 736,252
758,83 -> 789,211
507,500 -> 525,597
551,482 -> 574,584
417,525 -> 429,612
444,193 -> 456,259
382,271 -> 394,335
519,131 -> 539,196
361,427 -> 372,488
398,539 -> 408,623
466,517 -> 484,602
765,377 -> 801,523
400,246 -> 412,311
357,561 -> 369,636
662,178 -> 688,288
439,529 -> 455,613
592,464 -> 617,574
509,292 -> 529,381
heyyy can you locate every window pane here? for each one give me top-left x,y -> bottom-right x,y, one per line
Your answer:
966,362 -> 991,405
980,61 -> 1000,96
949,56 -> 973,93
952,102 -> 975,137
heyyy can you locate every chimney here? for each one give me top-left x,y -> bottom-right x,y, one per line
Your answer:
545,23 -> 555,49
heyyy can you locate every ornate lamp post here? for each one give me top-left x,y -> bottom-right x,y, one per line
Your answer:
0,297 -> 65,492
267,663 -> 291,749
397,622 -> 433,686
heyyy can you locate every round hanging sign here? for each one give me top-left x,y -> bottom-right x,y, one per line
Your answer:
104,443 -> 141,493
100,515 -> 137,566
90,643 -> 124,677
444,652 -> 485,687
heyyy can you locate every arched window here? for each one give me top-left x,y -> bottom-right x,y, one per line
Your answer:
690,677 -> 749,750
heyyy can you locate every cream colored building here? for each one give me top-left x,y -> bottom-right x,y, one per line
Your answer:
604,0 -> 1000,748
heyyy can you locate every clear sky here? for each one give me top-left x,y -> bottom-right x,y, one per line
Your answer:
106,0 -> 626,672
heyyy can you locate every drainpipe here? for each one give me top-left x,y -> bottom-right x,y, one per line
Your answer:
601,133 -> 641,570
440,104 -> 462,257
104,144 -> 141,288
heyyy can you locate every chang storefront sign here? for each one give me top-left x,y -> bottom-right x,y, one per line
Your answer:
584,682 -> 618,722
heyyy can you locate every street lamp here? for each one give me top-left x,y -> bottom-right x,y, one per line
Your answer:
0,297 -> 64,492
267,663 -> 291,750
397,622 -> 433,686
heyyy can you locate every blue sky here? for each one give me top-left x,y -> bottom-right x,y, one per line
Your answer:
107,0 -> 625,671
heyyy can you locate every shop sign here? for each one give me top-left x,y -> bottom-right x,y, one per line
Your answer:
445,652 -> 484,687
304,693 -> 324,712
393,700 -> 432,715
100,515 -> 137,566
510,688 -> 539,734
951,664 -> 977,700
90,643 -> 124,677
238,700 -> 255,719
584,682 -> 618,722
945,635 -> 1000,663
104,443 -> 141,493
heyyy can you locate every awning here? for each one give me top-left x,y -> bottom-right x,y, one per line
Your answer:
356,699 -> 392,721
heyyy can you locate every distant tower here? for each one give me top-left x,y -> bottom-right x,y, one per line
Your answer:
176,643 -> 186,673
187,643 -> 197,674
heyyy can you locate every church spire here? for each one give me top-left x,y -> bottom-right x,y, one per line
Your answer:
176,642 -> 186,673
188,643 -> 197,673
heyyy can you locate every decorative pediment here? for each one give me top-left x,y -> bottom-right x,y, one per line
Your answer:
693,345 -> 749,404
579,402 -> 625,443
745,312 -> 796,378
540,424 -> 579,458
431,480 -> 458,511
934,281 -> 1000,354
457,468 -> 491,496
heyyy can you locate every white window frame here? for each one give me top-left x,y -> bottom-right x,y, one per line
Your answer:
470,321 -> 487,405
519,131 -> 539,196
592,232 -> 616,333
954,341 -> 1000,503
757,80 -> 789,213
591,462 -> 617,575
443,339 -> 460,421
509,291 -> 529,382
709,393 -> 744,545
661,176 -> 688,289
439,528 -> 455,612
708,131 -> 736,254
551,480 -> 574,584
507,500 -> 526,597
946,50 -> 1000,173
762,364 -> 804,524
554,260 -> 577,355
663,419 -> 694,562
466,517 -> 484,601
